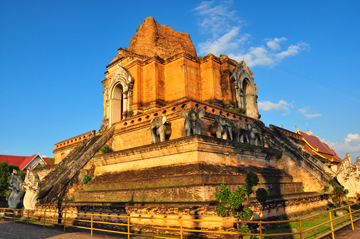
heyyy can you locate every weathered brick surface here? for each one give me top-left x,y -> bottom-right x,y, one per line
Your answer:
272,154 -> 324,192
93,135 -> 273,175
129,16 -> 197,59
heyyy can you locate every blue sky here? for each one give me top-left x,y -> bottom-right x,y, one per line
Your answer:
1,0 -> 359,162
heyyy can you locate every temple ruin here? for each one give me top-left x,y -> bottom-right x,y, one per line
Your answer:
29,17 -> 358,236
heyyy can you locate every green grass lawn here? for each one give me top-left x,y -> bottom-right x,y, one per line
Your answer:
254,204 -> 360,239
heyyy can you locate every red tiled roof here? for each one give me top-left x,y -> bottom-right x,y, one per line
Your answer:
0,155 -> 28,167
298,130 -> 342,163
19,154 -> 38,170
0,154 -> 50,170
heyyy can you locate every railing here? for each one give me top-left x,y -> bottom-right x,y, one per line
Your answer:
1,201 -> 360,238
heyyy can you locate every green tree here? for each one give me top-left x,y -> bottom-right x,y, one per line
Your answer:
0,161 -> 10,197
8,164 -> 25,180
329,179 -> 349,207
214,172 -> 265,234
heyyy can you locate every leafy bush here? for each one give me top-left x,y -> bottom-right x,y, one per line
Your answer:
329,179 -> 349,206
276,151 -> 283,159
245,172 -> 259,198
214,173 -> 260,233
83,174 -> 93,184
323,185 -> 329,193
0,162 -> 27,197
0,161 -> 10,197
256,188 -> 268,203
332,197 -> 339,204
100,144 -> 110,154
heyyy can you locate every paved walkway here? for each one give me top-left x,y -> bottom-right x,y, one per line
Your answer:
0,221 -> 144,239
321,218 -> 360,239
1,219 -> 360,239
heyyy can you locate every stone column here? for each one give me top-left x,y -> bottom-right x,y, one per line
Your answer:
123,91 -> 128,118
128,90 -> 133,113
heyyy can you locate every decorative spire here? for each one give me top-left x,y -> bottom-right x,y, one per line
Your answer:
281,123 -> 284,129
307,123 -> 309,134
295,125 -> 299,134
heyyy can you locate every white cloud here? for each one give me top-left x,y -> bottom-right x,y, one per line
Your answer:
258,100 -> 292,112
192,0 -> 239,38
193,1 -> 310,67
198,27 -> 248,56
266,37 -> 287,50
298,107 -> 322,119
42,155 -> 47,158
1,150 -> 13,154
330,133 -> 360,161
304,113 -> 322,119
345,133 -> 359,142
299,108 -> 307,113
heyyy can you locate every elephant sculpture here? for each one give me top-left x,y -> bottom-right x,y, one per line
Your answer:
248,124 -> 262,146
232,120 -> 249,143
7,169 -> 25,209
150,116 -> 172,143
180,109 -> 205,136
209,115 -> 233,140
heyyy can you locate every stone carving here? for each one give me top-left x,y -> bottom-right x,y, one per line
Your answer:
209,115 -> 233,140
180,109 -> 205,136
106,65 -> 135,125
248,124 -> 263,146
336,153 -> 360,197
230,61 -> 260,119
150,116 -> 172,143
354,156 -> 360,181
22,168 -> 41,210
232,120 -> 249,143
7,169 -> 25,209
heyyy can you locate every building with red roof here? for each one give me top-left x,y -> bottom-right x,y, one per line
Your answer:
293,127 -> 342,172
0,153 -> 52,170
276,125 -> 342,172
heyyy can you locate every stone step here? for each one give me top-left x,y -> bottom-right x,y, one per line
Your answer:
86,164 -> 295,192
84,173 -> 296,191
75,182 -> 305,203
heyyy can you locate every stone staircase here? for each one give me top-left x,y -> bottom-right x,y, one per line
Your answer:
253,121 -> 336,186
39,126 -> 114,204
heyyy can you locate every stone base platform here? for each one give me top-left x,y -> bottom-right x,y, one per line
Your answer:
35,193 -> 335,238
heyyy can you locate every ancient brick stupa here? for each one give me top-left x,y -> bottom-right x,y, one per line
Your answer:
38,17 -> 342,234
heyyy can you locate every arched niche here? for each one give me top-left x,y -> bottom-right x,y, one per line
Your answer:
230,61 -> 260,119
110,83 -> 124,124
105,65 -> 134,126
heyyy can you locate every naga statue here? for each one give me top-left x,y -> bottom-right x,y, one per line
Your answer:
336,153 -> 360,197
7,169 -> 25,209
21,168 -> 41,210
